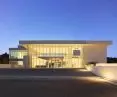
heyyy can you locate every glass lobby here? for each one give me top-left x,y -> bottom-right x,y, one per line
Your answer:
9,50 -> 28,66
23,44 -> 83,68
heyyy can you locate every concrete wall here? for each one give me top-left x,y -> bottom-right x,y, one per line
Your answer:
0,64 -> 11,68
92,63 -> 117,80
23,56 -> 29,68
83,45 -> 107,64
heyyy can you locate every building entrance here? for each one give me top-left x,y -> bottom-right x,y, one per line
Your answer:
47,57 -> 64,68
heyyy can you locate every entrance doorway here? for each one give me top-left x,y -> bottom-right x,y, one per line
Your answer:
47,57 -> 64,68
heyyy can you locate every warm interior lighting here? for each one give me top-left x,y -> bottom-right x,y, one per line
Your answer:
28,44 -> 83,68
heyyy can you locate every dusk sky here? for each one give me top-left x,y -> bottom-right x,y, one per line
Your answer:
0,0 -> 117,57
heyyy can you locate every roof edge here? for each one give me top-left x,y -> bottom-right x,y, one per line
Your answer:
19,40 -> 112,45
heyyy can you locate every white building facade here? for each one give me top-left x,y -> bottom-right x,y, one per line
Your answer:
9,40 -> 112,68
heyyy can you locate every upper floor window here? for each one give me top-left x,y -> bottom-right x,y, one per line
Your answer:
9,50 -> 27,59
73,50 -> 80,57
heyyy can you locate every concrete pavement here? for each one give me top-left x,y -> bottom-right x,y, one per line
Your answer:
0,68 -> 116,97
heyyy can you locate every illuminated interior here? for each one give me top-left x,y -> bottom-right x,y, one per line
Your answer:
9,50 -> 27,67
10,44 -> 84,68
9,40 -> 111,68
27,44 -> 83,68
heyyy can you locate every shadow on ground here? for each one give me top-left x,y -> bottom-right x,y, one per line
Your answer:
0,68 -> 95,77
0,68 -> 116,97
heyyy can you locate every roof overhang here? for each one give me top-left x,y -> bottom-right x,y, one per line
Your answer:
19,40 -> 112,45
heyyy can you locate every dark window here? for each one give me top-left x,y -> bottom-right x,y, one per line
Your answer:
73,50 -> 80,56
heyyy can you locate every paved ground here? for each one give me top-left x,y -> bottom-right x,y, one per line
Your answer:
0,68 -> 94,76
0,69 -> 117,97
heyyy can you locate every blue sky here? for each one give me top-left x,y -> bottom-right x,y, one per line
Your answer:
0,0 -> 117,57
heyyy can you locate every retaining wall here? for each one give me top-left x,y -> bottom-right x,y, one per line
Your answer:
92,63 -> 117,80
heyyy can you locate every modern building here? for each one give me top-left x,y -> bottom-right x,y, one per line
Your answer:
9,40 -> 112,68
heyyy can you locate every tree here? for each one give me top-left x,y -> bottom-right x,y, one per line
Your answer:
107,57 -> 117,63
0,53 -> 9,64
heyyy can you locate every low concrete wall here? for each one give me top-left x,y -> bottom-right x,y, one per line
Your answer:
0,64 -> 11,68
92,63 -> 117,80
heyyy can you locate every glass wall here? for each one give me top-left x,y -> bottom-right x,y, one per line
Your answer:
9,50 -> 27,59
26,44 -> 83,68
9,50 -> 28,67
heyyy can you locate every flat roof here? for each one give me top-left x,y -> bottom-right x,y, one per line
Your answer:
19,40 -> 112,45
